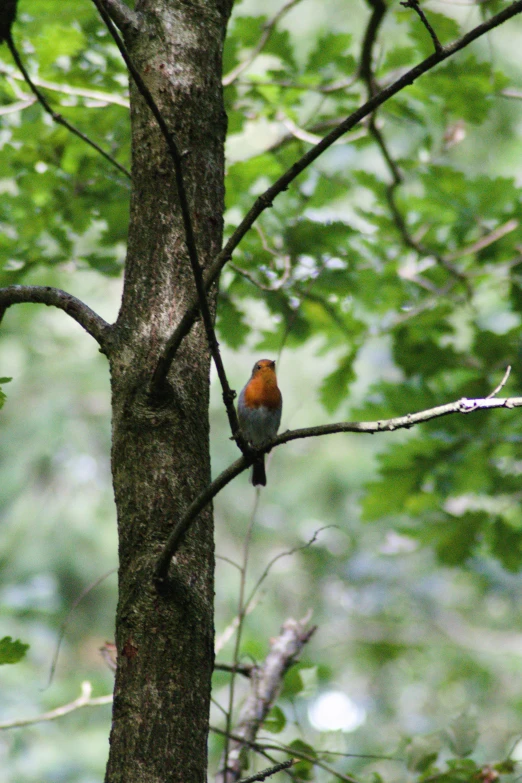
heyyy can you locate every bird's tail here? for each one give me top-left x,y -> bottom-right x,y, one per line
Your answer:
252,456 -> 266,487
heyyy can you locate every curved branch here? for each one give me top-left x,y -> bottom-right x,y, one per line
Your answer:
5,35 -> 131,179
155,392 -> 522,582
359,0 -> 387,89
222,0 -> 304,87
0,681 -> 112,730
153,0 -> 522,374
0,285 -> 112,352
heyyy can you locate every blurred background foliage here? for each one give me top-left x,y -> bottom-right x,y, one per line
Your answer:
2,0 -> 522,781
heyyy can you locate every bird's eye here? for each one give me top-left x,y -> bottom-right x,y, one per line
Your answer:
255,363 -> 261,370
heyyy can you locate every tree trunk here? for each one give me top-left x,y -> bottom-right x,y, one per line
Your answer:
105,1 -> 232,780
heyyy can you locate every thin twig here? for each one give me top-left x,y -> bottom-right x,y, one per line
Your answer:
222,496 -> 260,781
223,0 -> 304,86
0,96 -> 35,114
486,365 -> 511,399
154,0 -> 522,373
0,682 -> 113,730
215,595 -> 261,655
214,662 -> 254,678
370,119 -> 470,288
0,285 -> 112,351
400,0 -> 443,53
5,36 -> 130,179
237,760 -> 295,783
155,392 -> 522,577
359,0 -> 387,91
0,66 -> 129,107
244,529 -> 335,619
213,726 -> 365,783
45,568 -> 117,689
256,740 -> 360,783
211,726 -> 291,780
445,218 -> 519,261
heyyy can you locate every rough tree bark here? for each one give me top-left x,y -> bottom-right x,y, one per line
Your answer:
104,1 -> 233,781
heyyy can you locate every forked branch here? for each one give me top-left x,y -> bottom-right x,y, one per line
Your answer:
0,286 -> 112,352
216,617 -> 316,783
3,35 -> 130,179
153,0 -> 522,379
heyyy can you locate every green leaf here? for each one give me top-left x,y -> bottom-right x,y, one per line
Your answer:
0,636 -> 29,665
319,348 -> 357,413
444,713 -> 479,758
263,705 -> 286,734
404,733 -> 442,773
216,296 -> 250,349
288,739 -> 317,780
0,376 -> 11,410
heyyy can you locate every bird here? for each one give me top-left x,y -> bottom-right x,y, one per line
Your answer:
237,359 -> 282,487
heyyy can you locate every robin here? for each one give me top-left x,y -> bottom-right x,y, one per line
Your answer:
237,359 -> 282,487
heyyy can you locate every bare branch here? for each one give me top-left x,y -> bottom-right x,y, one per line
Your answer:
5,36 -> 130,179
254,740 -> 361,783
155,0 -> 522,370
237,760 -> 295,783
486,366 -> 511,399
46,568 -> 117,689
223,0 -> 303,86
212,726 -> 362,783
0,96 -> 35,114
214,662 -> 254,678
223,496 -> 260,776
216,617 -> 316,783
0,285 -> 112,351
211,726 -> 288,778
359,0 -> 387,90
154,455 -> 248,589
369,119 -> 470,287
155,392 -> 522,577
445,218 -> 519,261
0,681 -> 112,730
0,66 -> 129,107
98,0 -> 139,35
400,0 -> 443,53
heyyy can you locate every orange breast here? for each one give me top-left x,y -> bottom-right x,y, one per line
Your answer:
243,372 -> 282,410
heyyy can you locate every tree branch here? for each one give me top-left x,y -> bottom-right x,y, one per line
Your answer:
90,0 -> 246,449
223,0 -> 303,87
0,681 -> 112,730
216,617 -> 316,783
369,120 -> 470,286
400,0 -> 443,53
359,0 -> 387,90
155,392 -> 522,579
212,726 -> 361,783
98,0 -> 139,35
4,35 -> 131,179
237,760 -> 295,783
0,66 -> 130,107
0,285 -> 112,352
215,662 -> 254,678
154,0 -> 522,372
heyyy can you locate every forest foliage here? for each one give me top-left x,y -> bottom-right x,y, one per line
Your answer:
2,1 -> 522,782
